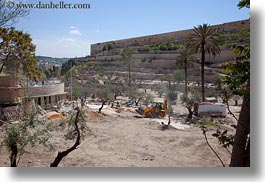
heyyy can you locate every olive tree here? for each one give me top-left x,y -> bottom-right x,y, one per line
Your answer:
0,27 -> 40,80
181,91 -> 200,120
50,107 -> 92,167
0,99 -> 53,167
1,104 -> 92,167
125,87 -> 145,106
95,86 -> 114,113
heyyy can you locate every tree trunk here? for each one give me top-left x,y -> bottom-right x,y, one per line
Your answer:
10,142 -> 18,167
245,137 -> 250,167
185,58 -> 188,96
135,98 -> 142,106
202,128 -> 225,167
0,63 -> 5,74
230,81 -> 250,167
201,45 -> 205,102
128,61 -> 131,87
187,107 -> 193,119
50,109 -> 81,167
98,101 -> 106,113
167,114 -> 171,126
168,81 -> 172,90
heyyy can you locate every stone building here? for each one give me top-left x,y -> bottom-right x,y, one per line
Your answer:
0,75 -> 22,105
27,82 -> 68,109
0,75 -> 67,109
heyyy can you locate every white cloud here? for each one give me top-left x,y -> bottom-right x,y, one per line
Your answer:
69,26 -> 82,36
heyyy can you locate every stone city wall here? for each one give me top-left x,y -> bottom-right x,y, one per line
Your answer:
91,19 -> 250,55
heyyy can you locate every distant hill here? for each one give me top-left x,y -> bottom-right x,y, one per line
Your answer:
37,56 -> 71,66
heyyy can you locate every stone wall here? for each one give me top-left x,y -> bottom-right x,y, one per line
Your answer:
0,106 -> 20,121
91,19 -> 250,55
26,83 -> 65,97
0,75 -> 22,104
0,99 -> 36,121
0,87 -> 22,104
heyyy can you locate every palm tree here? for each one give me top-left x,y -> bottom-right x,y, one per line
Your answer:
176,48 -> 194,96
187,24 -> 220,102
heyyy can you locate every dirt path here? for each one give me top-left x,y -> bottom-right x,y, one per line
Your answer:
0,106 -> 234,167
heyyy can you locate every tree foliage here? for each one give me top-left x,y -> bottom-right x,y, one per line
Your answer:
0,99 -> 54,167
220,27 -> 250,167
221,60 -> 250,97
176,47 -> 194,94
221,31 -> 250,98
187,24 -> 221,59
125,87 -> 145,106
44,66 -> 61,80
237,0 -> 250,9
0,27 -> 40,80
187,24 -> 221,101
224,45 -> 250,167
181,91 -> 200,119
0,102 -> 92,167
108,83 -> 126,100
95,85 -> 114,113
140,41 -> 184,52
212,129 -> 235,152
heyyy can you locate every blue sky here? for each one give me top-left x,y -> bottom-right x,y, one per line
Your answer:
14,0 -> 250,58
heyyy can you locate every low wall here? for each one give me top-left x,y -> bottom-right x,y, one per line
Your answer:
27,83 -> 65,97
0,81 -> 66,105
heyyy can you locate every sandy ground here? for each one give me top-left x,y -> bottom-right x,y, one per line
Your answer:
0,103 -> 238,168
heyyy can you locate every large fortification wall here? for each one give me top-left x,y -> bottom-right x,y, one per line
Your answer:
91,19 -> 250,55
